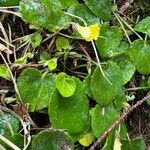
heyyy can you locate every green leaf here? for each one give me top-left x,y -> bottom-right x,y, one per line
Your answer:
56,37 -> 70,52
17,68 -> 56,112
0,112 -> 19,138
134,16 -> 150,35
148,77 -> 150,87
67,3 -> 100,25
0,133 -> 24,150
91,104 -> 118,138
0,0 -> 20,6
122,137 -> 146,150
32,129 -> 74,150
96,24 -> 123,58
20,0 -> 70,32
83,0 -> 111,21
30,33 -> 42,48
55,72 -> 76,97
60,0 -> 78,9
48,78 -> 89,134
14,52 -> 33,66
83,75 -> 92,98
91,61 -> 123,106
0,65 -> 11,80
39,51 -> 51,62
114,55 -> 135,85
129,40 -> 150,74
114,89 -> 126,111
47,58 -> 57,71
79,131 -> 95,147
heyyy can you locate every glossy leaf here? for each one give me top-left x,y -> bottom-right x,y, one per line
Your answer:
17,68 -> 56,112
30,33 -> 42,48
0,112 -> 19,138
91,61 -> 123,106
0,0 -> 20,6
122,138 -> 146,150
114,55 -> 135,85
32,129 -> 74,150
129,40 -> 150,74
56,36 -> 70,51
60,0 -> 77,9
0,65 -> 11,80
67,3 -> 100,25
55,72 -> 76,97
83,0 -> 111,21
96,24 -> 123,58
43,58 -> 58,71
91,104 -> 118,138
134,16 -> 150,35
48,78 -> 89,134
20,0 -> 70,32
14,52 -> 33,66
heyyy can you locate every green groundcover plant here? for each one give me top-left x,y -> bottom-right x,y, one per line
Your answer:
0,0 -> 150,149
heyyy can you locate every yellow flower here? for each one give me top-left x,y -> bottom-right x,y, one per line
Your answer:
76,24 -> 100,41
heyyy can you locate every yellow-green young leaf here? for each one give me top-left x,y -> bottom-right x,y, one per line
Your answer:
32,130 -> 74,150
0,65 -> 11,80
30,33 -> 42,48
56,36 -> 70,51
55,72 -> 76,97
47,58 -> 57,71
14,52 -> 33,66
79,131 -> 95,147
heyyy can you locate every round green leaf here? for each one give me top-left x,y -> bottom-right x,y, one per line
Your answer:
32,129 -> 74,150
56,36 -> 70,51
49,78 -> 89,134
134,16 -> 150,35
129,40 -> 150,74
0,112 -> 19,138
96,24 -> 123,58
47,58 -> 57,71
83,0 -> 111,21
91,104 -> 118,138
67,3 -> 100,25
0,0 -> 20,6
91,61 -> 123,106
122,138 -> 146,150
30,33 -> 42,48
17,68 -> 56,112
55,72 -> 76,97
0,65 -> 11,80
114,56 -> 135,85
20,0 -> 70,32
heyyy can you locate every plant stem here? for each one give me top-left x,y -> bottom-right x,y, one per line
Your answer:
126,86 -> 149,91
113,12 -> 131,43
0,134 -> 21,150
0,52 -> 23,103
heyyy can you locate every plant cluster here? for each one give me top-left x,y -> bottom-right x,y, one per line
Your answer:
0,0 -> 150,150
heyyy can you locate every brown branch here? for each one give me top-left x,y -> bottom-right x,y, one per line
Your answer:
89,94 -> 150,150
